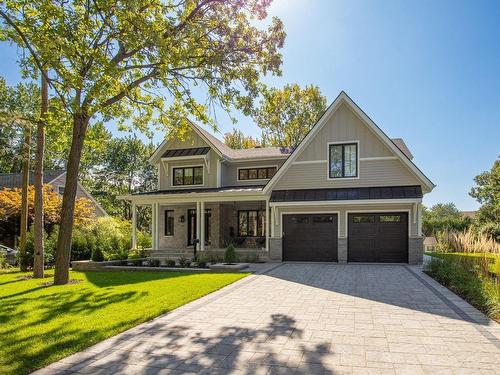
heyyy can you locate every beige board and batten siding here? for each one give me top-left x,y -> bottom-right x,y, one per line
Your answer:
275,103 -> 421,190
222,159 -> 286,187
271,203 -> 418,239
157,129 -> 221,190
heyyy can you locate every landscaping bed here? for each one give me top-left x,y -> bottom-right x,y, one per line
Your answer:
424,252 -> 500,322
0,269 -> 248,375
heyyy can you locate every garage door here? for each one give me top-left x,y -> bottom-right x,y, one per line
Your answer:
283,214 -> 338,262
348,212 -> 408,263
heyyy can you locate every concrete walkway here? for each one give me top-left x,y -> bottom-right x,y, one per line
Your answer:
34,263 -> 500,375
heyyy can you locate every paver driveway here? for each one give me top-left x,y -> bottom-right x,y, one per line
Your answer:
36,264 -> 500,375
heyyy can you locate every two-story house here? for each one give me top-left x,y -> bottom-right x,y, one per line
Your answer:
123,92 -> 435,264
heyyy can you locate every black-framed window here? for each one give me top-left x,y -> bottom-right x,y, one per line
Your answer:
238,210 -> 265,237
58,186 -> 65,195
238,167 -> 277,181
173,166 -> 203,186
165,210 -> 174,236
329,143 -> 358,178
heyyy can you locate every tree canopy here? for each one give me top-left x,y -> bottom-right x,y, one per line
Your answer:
1,0 -> 286,283
422,203 -> 471,237
223,128 -> 261,149
252,83 -> 326,147
470,158 -> 500,240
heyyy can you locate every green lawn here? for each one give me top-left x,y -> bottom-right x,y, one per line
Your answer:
425,251 -> 500,275
0,269 -> 248,375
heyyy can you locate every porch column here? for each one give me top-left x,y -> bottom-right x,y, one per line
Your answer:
265,199 -> 269,251
200,201 -> 205,251
131,202 -> 137,249
196,201 -> 201,251
417,203 -> 423,236
151,203 -> 157,250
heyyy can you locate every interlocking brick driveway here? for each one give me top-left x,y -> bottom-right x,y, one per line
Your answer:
34,264 -> 500,375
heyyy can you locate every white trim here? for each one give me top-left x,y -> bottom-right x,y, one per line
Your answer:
171,164 -> 205,188
292,160 -> 327,165
46,171 -> 66,185
344,209 -> 412,238
263,92 -> 435,193
417,203 -> 423,236
160,155 -> 207,162
216,159 -> 222,188
280,211 -> 341,239
131,203 -> 137,249
236,165 -> 278,182
265,199 -> 269,251
360,156 -> 398,161
326,140 -> 360,181
270,198 -> 421,207
122,193 -> 268,205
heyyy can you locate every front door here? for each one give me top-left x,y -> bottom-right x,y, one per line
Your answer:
187,209 -> 211,246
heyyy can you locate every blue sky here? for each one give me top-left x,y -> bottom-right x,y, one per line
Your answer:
1,0 -> 499,210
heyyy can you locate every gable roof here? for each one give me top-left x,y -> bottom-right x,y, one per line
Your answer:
264,91 -> 435,193
391,138 -> 413,159
0,170 -> 65,189
149,120 -> 293,163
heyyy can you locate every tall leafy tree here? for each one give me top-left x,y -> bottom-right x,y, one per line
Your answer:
1,0 -> 285,284
422,203 -> 471,237
224,128 -> 261,149
253,83 -> 326,147
86,135 -> 157,218
470,158 -> 500,240
0,78 -> 40,270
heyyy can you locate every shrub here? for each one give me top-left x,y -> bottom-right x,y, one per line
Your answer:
425,258 -> 500,321
0,252 -> 10,269
196,254 -> 207,268
436,230 -> 500,254
128,247 -> 147,259
91,248 -> 104,262
178,256 -> 190,268
224,244 -> 238,264
165,259 -> 176,267
22,226 -> 58,268
150,259 -> 160,267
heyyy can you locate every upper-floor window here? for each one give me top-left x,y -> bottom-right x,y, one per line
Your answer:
329,143 -> 358,178
173,166 -> 203,186
238,166 -> 277,181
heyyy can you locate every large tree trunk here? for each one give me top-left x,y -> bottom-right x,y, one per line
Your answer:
54,112 -> 89,285
19,125 -> 31,272
33,72 -> 48,278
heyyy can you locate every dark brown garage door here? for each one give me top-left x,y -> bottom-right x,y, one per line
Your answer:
283,214 -> 338,262
348,212 -> 408,263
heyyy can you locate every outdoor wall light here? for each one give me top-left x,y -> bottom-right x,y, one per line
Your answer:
180,215 -> 185,223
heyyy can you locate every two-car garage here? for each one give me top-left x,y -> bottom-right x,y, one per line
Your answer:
282,212 -> 408,263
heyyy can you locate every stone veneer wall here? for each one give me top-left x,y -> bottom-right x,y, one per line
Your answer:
408,236 -> 424,265
338,238 -> 347,264
269,238 -> 282,261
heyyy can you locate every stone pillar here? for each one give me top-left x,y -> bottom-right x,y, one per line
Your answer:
338,238 -> 347,263
269,238 -> 282,261
409,237 -> 424,265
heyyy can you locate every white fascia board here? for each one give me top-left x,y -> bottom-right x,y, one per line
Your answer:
269,198 -> 422,207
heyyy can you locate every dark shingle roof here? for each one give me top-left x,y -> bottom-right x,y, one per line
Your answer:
270,185 -> 422,202
132,185 -> 265,196
0,170 -> 65,189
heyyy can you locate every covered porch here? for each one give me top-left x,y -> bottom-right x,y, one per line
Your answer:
128,189 -> 271,261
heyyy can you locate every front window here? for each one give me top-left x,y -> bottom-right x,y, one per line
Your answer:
329,143 -> 358,178
238,167 -> 277,181
238,210 -> 266,236
173,166 -> 203,186
58,186 -> 65,195
164,210 -> 174,236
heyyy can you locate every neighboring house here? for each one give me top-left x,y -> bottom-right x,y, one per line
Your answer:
424,236 -> 438,252
461,211 -> 476,219
0,170 -> 107,217
123,92 -> 435,264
